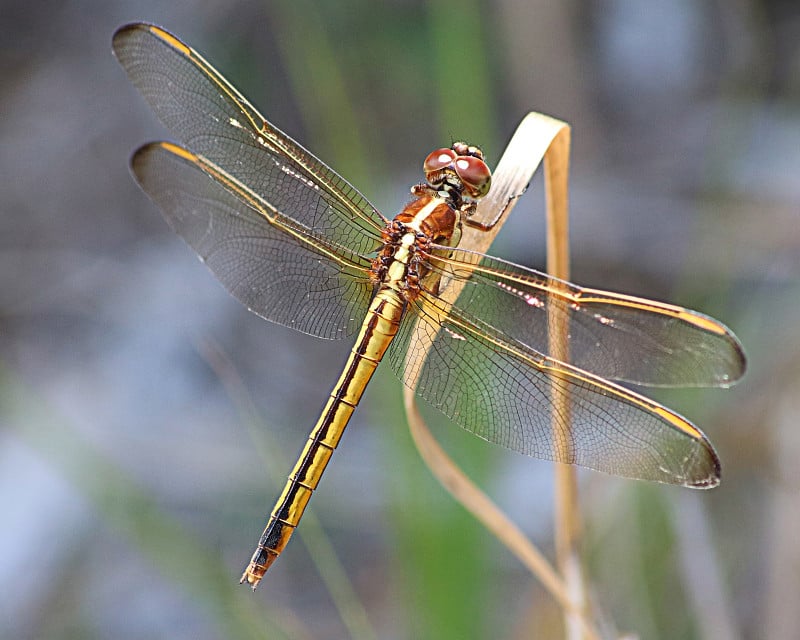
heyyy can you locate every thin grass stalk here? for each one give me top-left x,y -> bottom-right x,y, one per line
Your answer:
543,129 -> 590,639
404,114 -> 598,638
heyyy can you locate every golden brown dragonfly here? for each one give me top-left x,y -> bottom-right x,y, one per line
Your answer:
113,23 -> 745,589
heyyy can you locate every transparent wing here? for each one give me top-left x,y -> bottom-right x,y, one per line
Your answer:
132,142 -> 374,338
390,291 -> 720,487
113,22 -> 387,261
430,248 -> 745,387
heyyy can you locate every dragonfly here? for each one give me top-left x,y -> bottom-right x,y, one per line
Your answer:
113,22 -> 746,589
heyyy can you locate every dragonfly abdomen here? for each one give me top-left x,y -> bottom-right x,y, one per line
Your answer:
240,288 -> 405,588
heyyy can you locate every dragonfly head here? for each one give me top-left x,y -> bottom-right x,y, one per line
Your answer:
423,142 -> 492,205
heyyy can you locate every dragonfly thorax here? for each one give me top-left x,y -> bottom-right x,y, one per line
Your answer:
370,192 -> 463,298
369,144 -> 492,298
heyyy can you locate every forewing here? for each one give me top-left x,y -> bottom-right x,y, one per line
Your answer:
432,249 -> 745,387
113,22 -> 387,260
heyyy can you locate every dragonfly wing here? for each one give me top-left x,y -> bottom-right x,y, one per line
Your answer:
390,291 -> 721,487
132,142 -> 374,338
432,249 -> 745,387
113,23 -> 387,260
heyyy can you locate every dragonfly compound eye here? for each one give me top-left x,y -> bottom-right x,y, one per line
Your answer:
454,155 -> 492,199
423,148 -> 457,175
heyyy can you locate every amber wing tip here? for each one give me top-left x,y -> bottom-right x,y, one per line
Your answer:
686,449 -> 722,490
688,473 -> 721,490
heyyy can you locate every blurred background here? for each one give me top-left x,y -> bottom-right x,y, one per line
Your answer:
1,0 -> 798,638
